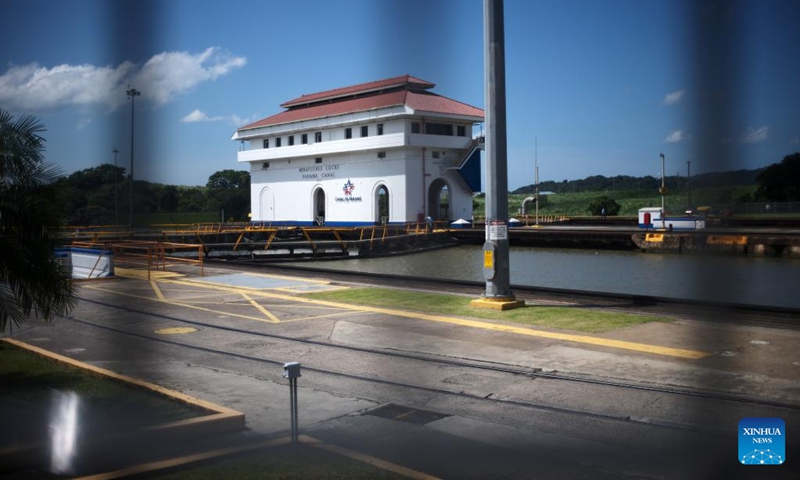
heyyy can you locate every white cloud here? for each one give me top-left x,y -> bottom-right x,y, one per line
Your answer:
133,47 -> 246,105
0,61 -> 135,111
181,109 -> 222,123
664,130 -> 685,143
230,114 -> 259,126
0,47 -> 246,112
663,89 -> 685,105
742,125 -> 768,144
181,109 -> 259,126
75,117 -> 93,130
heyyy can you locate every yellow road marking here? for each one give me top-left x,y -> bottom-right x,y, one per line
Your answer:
166,278 -> 709,358
2,337 -> 243,419
115,268 -> 183,280
155,327 -> 197,335
83,285 -> 286,324
240,292 -> 281,323
74,437 -> 291,480
299,299 -> 709,359
300,435 -> 441,480
282,310 -> 369,322
150,280 -> 166,301
90,276 -> 709,359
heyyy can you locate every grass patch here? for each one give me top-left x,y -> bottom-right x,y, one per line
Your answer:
306,287 -> 672,333
149,443 -> 409,480
0,342 -> 206,448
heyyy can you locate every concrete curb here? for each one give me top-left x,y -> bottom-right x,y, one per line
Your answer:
0,338 -> 245,470
2,338 -> 438,479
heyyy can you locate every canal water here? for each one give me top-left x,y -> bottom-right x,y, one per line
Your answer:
288,246 -> 800,309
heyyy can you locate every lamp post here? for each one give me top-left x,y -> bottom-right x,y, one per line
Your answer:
659,153 -> 666,229
112,148 -> 119,226
126,87 -> 141,230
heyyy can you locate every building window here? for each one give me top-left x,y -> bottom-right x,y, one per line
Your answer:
302,133 -> 308,144
315,131 -> 322,143
424,122 -> 453,136
457,125 -> 466,137
288,135 -> 294,146
315,157 -> 322,164
377,123 -> 384,135
411,122 -> 420,134
432,151 -> 440,159
377,151 -> 386,159
276,137 -> 282,147
361,125 -> 368,137
263,139 -> 269,149
345,127 -> 352,139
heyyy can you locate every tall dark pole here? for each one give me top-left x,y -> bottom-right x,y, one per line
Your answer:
687,160 -> 691,209
112,148 -> 119,226
659,153 -> 666,229
472,0 -> 522,310
126,87 -> 141,230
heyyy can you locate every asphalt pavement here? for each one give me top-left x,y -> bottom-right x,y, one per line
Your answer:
4,263 -> 800,479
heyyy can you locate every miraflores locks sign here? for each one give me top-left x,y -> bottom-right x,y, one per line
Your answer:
297,164 -> 362,203
299,163 -> 340,180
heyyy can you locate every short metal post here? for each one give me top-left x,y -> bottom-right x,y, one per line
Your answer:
283,362 -> 301,444
289,378 -> 297,443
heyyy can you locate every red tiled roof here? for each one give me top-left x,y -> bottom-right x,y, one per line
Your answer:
238,90 -> 484,132
406,91 -> 484,118
280,74 -> 435,108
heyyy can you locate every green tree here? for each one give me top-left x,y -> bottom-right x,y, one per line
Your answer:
755,153 -> 800,201
157,184 -> 180,212
177,186 -> 208,212
0,109 -> 75,330
206,169 -> 250,221
587,195 -> 621,216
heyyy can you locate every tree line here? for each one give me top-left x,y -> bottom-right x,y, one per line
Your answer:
512,153 -> 799,205
512,168 -> 763,195
56,164 -> 251,225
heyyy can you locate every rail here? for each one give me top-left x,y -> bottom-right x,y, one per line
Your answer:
71,240 -> 204,280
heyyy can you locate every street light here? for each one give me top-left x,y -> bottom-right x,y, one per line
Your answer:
126,87 -> 141,230
112,148 -> 119,226
659,153 -> 666,229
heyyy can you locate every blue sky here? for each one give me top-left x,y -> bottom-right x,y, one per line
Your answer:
1,0 -> 798,190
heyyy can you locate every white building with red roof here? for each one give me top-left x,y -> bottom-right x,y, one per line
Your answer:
232,75 -> 484,226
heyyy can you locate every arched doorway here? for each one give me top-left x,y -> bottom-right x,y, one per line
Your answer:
259,187 -> 274,221
313,187 -> 325,225
375,184 -> 389,224
428,179 -> 451,221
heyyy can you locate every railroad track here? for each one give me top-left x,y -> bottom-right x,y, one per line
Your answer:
69,295 -> 800,434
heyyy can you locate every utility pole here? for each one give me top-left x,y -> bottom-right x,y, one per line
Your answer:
112,148 -> 119,226
472,0 -> 523,310
127,87 -> 141,230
